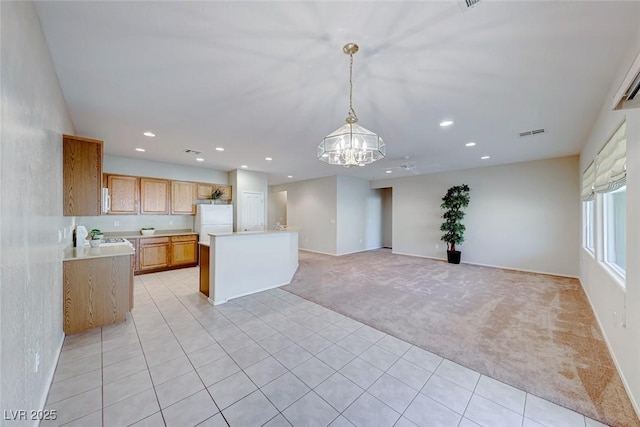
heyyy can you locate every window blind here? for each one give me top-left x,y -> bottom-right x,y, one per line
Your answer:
594,121 -> 626,193
581,162 -> 595,201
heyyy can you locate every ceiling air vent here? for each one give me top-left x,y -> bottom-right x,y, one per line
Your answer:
184,149 -> 201,155
519,128 -> 546,137
465,0 -> 481,7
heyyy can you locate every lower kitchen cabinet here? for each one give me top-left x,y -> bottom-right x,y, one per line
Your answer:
136,234 -> 198,274
63,254 -> 133,334
171,235 -> 198,266
139,237 -> 170,271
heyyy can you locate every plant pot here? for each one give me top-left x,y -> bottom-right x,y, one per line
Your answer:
447,250 -> 461,264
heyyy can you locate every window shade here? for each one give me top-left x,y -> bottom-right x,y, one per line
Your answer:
581,162 -> 595,201
594,121 -> 626,193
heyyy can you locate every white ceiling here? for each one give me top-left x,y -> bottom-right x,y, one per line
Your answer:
35,1 -> 640,185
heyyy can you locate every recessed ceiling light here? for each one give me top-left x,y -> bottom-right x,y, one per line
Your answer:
135,148 -> 146,152
481,155 -> 490,160
466,142 -> 476,147
216,147 -> 224,151
196,157 -> 204,162
241,165 -> 248,169
265,157 -> 272,161
287,175 -> 293,178
386,170 -> 392,174
143,131 -> 156,138
439,120 -> 454,127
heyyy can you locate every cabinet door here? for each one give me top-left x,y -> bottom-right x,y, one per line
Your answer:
63,135 -> 103,216
215,184 -> 232,202
171,181 -> 196,215
140,178 -> 169,214
139,237 -> 170,271
171,235 -> 197,266
107,175 -> 139,214
63,255 -> 132,334
197,183 -> 215,200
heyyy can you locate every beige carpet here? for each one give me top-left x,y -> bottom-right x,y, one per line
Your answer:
282,250 -> 639,426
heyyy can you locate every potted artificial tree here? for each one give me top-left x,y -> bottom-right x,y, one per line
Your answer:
440,184 -> 471,264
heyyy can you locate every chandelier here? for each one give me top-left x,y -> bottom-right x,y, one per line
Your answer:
318,43 -> 385,167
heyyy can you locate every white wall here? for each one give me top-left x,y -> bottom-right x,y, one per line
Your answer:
336,176 -> 382,255
268,189 -> 287,229
1,1 -> 75,417
372,156 -> 580,277
274,176 -> 338,254
579,31 -> 640,414
104,154 -> 228,183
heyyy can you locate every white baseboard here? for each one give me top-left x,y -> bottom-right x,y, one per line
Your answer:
299,248 -> 337,256
300,247 -> 384,257
391,251 -> 578,279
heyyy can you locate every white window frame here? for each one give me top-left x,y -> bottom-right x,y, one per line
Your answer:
602,185 -> 626,279
582,200 -> 595,254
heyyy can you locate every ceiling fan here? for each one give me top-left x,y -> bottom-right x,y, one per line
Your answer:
384,156 -> 418,174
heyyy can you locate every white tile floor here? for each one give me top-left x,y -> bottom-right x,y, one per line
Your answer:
43,267 -> 609,427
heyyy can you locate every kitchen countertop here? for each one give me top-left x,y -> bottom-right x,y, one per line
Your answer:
104,229 -> 197,239
64,244 -> 134,261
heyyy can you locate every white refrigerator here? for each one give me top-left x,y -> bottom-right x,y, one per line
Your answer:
194,204 -> 233,243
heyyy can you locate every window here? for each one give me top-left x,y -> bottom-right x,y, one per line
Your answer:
603,186 -> 626,274
582,200 -> 594,252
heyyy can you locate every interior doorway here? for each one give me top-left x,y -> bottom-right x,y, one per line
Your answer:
268,190 -> 287,229
381,187 -> 392,249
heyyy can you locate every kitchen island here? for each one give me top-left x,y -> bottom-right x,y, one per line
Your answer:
200,228 -> 299,305
63,244 -> 134,334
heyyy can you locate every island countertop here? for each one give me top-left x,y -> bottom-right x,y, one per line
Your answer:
64,244 -> 134,261
208,226 -> 302,238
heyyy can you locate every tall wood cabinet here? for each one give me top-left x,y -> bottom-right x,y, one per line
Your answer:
140,178 -> 170,214
106,175 -> 138,215
63,135 -> 103,216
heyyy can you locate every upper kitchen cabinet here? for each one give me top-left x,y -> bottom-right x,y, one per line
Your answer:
106,175 -> 139,215
140,178 -> 169,215
215,184 -> 232,202
196,183 -> 215,200
63,135 -> 103,216
171,181 -> 196,214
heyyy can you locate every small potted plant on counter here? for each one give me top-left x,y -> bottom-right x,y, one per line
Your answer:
89,229 -> 102,247
440,184 -> 471,264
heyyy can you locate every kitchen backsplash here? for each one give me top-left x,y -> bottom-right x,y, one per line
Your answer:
77,215 -> 194,233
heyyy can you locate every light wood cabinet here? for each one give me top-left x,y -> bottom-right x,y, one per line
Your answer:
215,184 -> 232,202
171,235 -> 198,266
197,183 -> 215,200
171,181 -> 196,215
139,236 -> 170,271
106,175 -> 139,215
199,244 -> 210,297
140,178 -> 169,215
63,135 -> 103,216
63,254 -> 133,334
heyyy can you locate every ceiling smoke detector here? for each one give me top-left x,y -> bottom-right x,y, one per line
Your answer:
518,128 -> 546,137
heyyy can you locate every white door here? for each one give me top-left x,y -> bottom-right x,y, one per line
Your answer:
241,191 -> 264,232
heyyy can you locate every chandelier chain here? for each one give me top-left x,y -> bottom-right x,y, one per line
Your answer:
348,52 -> 357,121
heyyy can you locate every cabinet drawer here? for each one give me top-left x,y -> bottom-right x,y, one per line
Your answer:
171,234 -> 197,242
139,237 -> 170,245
